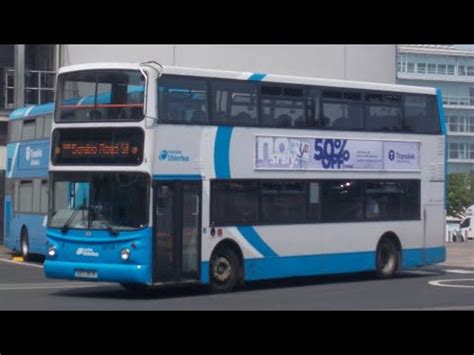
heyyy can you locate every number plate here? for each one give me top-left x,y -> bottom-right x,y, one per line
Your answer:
74,270 -> 98,279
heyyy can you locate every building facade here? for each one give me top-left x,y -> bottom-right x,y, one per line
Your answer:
397,45 -> 474,174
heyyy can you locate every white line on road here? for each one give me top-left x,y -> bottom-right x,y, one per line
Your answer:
0,257 -> 43,269
428,278 -> 474,289
444,269 -> 474,274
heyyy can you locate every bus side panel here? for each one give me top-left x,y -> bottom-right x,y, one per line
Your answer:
10,214 -> 47,255
3,195 -> 14,250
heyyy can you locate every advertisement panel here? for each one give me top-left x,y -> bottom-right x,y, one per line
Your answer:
255,135 -> 420,171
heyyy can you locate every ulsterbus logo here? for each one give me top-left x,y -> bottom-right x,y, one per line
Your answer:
159,150 -> 169,160
159,149 -> 190,162
76,247 -> 99,257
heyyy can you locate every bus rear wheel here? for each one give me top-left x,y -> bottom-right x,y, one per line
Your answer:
375,238 -> 399,278
20,229 -> 31,261
209,248 -> 240,293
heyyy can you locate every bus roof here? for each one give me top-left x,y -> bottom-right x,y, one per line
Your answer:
9,102 -> 55,120
59,62 -> 437,96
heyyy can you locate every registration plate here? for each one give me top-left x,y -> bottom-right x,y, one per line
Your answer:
74,270 -> 98,279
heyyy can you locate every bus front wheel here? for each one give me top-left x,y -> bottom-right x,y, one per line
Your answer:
375,238 -> 399,278
20,228 -> 31,261
209,248 -> 240,293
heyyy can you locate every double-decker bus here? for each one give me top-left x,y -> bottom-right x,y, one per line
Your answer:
44,62 -> 446,292
4,103 -> 53,259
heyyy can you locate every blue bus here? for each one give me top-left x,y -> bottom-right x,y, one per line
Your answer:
44,62 -> 446,293
4,103 -> 53,259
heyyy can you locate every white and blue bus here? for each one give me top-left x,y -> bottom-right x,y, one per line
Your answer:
4,103 -> 53,259
44,62 -> 447,292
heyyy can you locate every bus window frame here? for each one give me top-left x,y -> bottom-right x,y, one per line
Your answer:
54,69 -> 148,124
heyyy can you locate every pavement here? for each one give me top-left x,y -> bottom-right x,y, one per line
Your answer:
0,242 -> 472,310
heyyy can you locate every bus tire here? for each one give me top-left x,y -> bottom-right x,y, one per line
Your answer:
209,247 -> 240,293
20,228 -> 31,261
375,238 -> 399,278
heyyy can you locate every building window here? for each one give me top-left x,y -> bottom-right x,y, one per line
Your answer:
458,65 -> 466,76
416,63 -> 426,74
468,66 -> 474,76
469,116 -> 474,132
449,143 -> 459,159
448,115 -> 459,132
447,65 -> 455,75
437,64 -> 447,75
428,64 -> 437,74
407,63 -> 415,73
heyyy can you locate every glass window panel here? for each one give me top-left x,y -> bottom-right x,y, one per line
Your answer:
40,180 -> 48,214
403,94 -> 440,134
158,76 -> 208,123
260,181 -> 306,224
322,102 -> 363,130
8,120 -> 21,142
21,119 -> 36,140
211,181 -> 258,225
321,181 -> 363,222
19,181 -> 33,212
35,116 -> 44,139
212,81 -> 257,125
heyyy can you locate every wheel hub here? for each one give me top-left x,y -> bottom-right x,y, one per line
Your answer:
212,257 -> 231,283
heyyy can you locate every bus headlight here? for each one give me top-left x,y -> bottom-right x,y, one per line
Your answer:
48,245 -> 57,257
120,248 -> 131,261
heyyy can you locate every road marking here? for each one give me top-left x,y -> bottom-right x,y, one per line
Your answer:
405,270 -> 441,276
428,278 -> 474,289
0,257 -> 43,269
0,282 -> 106,291
444,269 -> 474,274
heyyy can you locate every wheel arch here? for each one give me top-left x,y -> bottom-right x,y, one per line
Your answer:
377,231 -> 403,272
210,238 -> 245,282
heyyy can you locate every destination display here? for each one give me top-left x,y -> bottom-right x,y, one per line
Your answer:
52,127 -> 144,165
255,135 -> 420,171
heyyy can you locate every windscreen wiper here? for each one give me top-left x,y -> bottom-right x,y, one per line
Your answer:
61,206 -> 85,234
101,218 -> 119,236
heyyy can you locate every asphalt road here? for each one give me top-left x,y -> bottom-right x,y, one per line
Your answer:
0,255 -> 472,310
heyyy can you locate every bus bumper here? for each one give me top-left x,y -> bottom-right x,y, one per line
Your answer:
44,260 -> 152,284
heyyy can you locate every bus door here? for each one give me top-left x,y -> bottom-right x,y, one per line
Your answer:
153,181 -> 201,283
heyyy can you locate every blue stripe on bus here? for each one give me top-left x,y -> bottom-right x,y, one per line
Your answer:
248,73 -> 267,81
213,125 -> 277,260
200,246 -> 445,284
237,226 -> 278,258
214,126 -> 233,179
153,174 -> 203,181
436,88 -> 448,209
